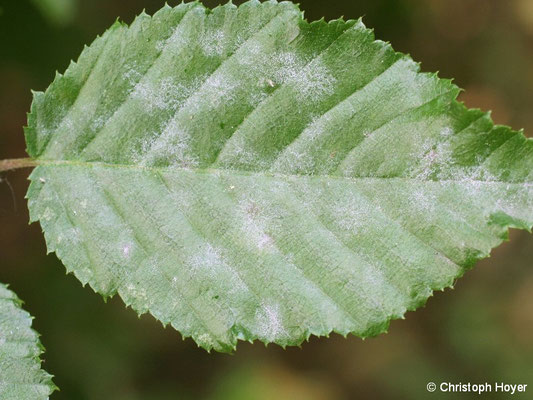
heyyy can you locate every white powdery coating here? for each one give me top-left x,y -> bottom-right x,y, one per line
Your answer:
248,88 -> 270,108
254,301 -> 287,341
155,39 -> 167,52
440,126 -> 454,137
237,37 -> 266,63
198,72 -> 239,109
89,115 -> 108,132
196,333 -> 217,349
41,207 -> 56,222
109,226 -> 138,263
222,142 -> 271,170
56,227 -> 82,248
272,51 -> 302,83
167,70 -> 240,120
48,113 -> 76,151
274,146 -> 317,174
494,185 -> 533,221
305,113 -> 334,141
270,113 -> 335,173
124,61 -> 143,86
408,187 -> 438,213
122,243 -> 132,258
131,77 -> 187,113
188,243 -> 249,294
28,2 -> 533,354
238,44 -> 321,93
411,137 -> 455,180
267,52 -> 336,102
114,13 -> 202,119
140,118 -> 199,168
36,103 -> 67,146
292,60 -> 337,102
334,197 -> 372,233
155,8 -> 198,54
238,198 -> 276,251
189,243 -> 223,271
441,164 -> 502,192
200,29 -> 226,57
124,283 -> 149,304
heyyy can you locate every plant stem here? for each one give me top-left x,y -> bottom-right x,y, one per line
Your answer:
0,158 -> 38,172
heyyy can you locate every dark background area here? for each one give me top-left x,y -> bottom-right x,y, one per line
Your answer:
1,0 -> 532,399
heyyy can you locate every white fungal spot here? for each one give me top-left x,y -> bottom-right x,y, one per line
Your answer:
410,134 -> 454,180
334,198 -> 372,233
124,283 -> 148,303
89,115 -> 107,132
131,77 -> 185,113
189,243 -> 223,272
155,39 -> 167,52
200,73 -> 238,109
140,118 -> 198,168
188,243 -> 248,293
273,52 -> 301,84
42,207 -> 55,222
273,146 -> 316,174
255,302 -> 286,341
123,62 -> 143,86
59,227 -> 81,247
293,60 -> 337,101
238,198 -> 276,251
408,187 -> 437,213
122,244 -> 131,258
440,126 -> 453,137
197,333 -> 216,348
200,29 -> 226,57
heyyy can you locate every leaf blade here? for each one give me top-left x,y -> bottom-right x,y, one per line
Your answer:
25,1 -> 533,351
0,284 -> 56,399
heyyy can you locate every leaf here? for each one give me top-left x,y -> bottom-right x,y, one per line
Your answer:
0,283 -> 56,399
24,1 -> 533,352
31,0 -> 78,27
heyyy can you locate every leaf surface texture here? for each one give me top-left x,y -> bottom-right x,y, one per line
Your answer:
25,0 -> 533,351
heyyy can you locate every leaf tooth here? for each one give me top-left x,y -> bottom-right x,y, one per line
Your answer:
67,59 -> 78,70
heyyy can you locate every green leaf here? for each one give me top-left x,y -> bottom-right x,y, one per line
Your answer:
24,1 -> 533,352
0,283 -> 56,399
30,0 -> 78,27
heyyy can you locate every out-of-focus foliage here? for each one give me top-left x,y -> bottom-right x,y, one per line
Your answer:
1,0 -> 532,399
30,0 -> 78,27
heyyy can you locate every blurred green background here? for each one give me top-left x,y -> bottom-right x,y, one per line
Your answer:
1,0 -> 532,399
